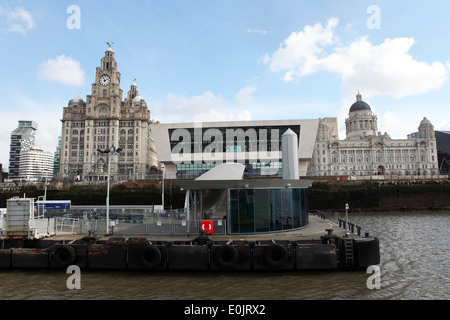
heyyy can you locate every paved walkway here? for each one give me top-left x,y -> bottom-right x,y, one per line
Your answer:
44,215 -> 351,243
207,215 -> 343,242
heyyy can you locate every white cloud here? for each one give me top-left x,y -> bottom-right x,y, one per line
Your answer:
0,5 -> 35,35
436,119 -> 450,132
153,90 -> 252,123
247,29 -> 271,35
266,18 -> 448,99
235,85 -> 257,107
379,110 -> 416,137
38,55 -> 85,86
267,18 -> 339,74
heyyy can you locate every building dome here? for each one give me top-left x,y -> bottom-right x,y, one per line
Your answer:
133,95 -> 144,103
420,117 -> 432,125
349,100 -> 371,112
349,91 -> 371,113
70,96 -> 84,103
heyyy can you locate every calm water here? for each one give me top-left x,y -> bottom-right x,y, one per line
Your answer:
0,211 -> 448,300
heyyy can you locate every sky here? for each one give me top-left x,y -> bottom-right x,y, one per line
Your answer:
1,0 -> 450,171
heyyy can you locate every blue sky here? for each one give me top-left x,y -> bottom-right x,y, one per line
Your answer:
1,0 -> 450,170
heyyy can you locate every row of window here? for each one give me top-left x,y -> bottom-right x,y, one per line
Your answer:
315,153 -> 433,165
313,170 -> 438,176
69,128 -> 140,135
65,120 -> 142,128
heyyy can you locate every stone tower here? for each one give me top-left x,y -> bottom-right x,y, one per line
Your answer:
59,44 -> 159,182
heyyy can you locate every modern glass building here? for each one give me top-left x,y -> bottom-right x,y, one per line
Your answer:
151,119 -> 321,179
176,163 -> 312,235
228,187 -> 308,234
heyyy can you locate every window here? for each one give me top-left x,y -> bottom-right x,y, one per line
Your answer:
229,188 -> 308,234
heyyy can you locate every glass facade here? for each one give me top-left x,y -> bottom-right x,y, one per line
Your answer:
169,125 -> 300,154
228,188 -> 308,234
170,125 -> 300,178
177,161 -> 283,179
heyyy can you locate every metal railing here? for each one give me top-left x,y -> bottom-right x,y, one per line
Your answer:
54,217 -> 227,237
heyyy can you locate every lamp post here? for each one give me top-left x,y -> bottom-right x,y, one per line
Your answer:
97,146 -> 122,235
43,175 -> 48,217
161,163 -> 165,211
345,203 -> 350,237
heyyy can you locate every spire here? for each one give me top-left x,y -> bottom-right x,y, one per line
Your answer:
356,91 -> 362,102
128,79 -> 139,100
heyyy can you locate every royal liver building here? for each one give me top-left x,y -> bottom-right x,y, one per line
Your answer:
309,92 -> 439,178
59,45 -> 159,182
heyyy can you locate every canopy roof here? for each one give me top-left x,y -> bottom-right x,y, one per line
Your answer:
177,178 -> 313,190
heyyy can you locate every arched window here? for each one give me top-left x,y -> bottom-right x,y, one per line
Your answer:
376,151 -> 383,163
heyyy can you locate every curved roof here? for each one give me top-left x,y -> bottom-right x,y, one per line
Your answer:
133,95 -> 144,103
70,96 -> 84,103
349,100 -> 371,112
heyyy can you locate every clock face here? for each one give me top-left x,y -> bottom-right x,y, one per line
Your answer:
99,75 -> 110,86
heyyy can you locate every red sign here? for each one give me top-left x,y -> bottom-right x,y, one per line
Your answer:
201,220 -> 214,235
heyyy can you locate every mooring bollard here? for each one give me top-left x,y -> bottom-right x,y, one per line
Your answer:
357,226 -> 361,236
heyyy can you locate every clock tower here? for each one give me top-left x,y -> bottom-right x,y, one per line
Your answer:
87,45 -> 123,120
59,44 -> 159,182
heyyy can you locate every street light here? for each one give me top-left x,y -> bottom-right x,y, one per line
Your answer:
161,163 -> 165,212
345,203 -> 350,237
98,146 -> 122,235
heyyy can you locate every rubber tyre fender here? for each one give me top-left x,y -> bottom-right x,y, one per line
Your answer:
264,244 -> 288,268
142,245 -> 162,269
53,245 -> 76,267
214,244 -> 239,269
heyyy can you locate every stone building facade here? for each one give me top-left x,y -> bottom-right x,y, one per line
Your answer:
59,46 -> 159,182
309,93 -> 439,178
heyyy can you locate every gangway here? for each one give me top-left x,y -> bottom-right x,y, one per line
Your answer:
5,197 -> 55,240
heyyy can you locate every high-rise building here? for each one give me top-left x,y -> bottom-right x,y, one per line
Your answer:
59,45 -> 159,182
8,120 -> 38,179
18,147 -> 53,181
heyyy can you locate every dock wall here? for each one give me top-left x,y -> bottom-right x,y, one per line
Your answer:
1,180 -> 449,212
307,180 -> 450,211
0,235 -> 380,272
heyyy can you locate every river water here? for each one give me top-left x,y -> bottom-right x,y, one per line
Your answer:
0,211 -> 448,301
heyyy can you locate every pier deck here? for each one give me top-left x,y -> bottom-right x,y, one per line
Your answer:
44,215 -> 349,243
